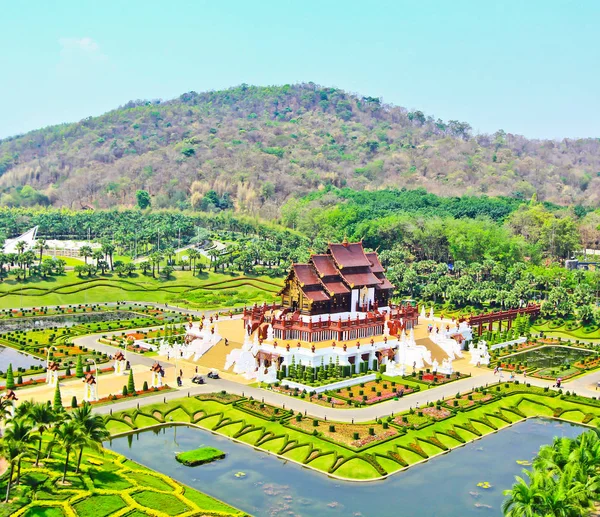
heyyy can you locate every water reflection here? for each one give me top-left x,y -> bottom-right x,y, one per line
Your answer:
505,345 -> 596,369
107,419 -> 584,517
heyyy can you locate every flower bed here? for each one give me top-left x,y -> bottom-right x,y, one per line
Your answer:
444,391 -> 494,409
287,417 -> 398,448
331,380 -> 415,405
393,412 -> 430,428
270,384 -> 348,406
421,406 -> 452,419
237,399 -> 288,419
196,391 -> 243,404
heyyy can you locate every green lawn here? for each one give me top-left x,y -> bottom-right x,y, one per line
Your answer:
176,446 -> 226,466
0,270 -> 282,309
105,385 -> 600,481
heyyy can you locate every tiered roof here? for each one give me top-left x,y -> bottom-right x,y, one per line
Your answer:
281,241 -> 393,302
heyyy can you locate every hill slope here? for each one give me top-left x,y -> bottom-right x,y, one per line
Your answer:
0,83 -> 598,212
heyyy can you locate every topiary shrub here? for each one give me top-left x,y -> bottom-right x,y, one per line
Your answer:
71,396 -> 78,408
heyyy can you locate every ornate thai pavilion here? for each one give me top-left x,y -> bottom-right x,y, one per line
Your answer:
279,241 -> 394,315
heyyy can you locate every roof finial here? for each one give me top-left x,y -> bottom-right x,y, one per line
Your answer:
342,235 -> 349,246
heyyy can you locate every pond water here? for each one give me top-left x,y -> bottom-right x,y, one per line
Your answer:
107,418 -> 584,517
0,310 -> 145,334
0,345 -> 45,372
505,345 -> 596,369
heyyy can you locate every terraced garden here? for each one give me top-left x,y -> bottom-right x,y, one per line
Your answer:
105,385 -> 600,481
0,442 -> 247,517
0,271 -> 281,309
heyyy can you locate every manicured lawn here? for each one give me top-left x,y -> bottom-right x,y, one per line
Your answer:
0,270 -> 281,309
176,446 -> 226,466
131,491 -> 190,515
73,494 -> 127,517
22,507 -> 66,517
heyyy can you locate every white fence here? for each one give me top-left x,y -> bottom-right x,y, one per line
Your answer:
280,373 -> 377,394
490,337 -> 527,351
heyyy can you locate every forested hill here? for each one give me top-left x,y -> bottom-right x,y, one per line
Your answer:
1,83 -> 599,212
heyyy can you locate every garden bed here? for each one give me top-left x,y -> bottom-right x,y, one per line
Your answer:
331,379 -> 415,405
287,416 -> 398,448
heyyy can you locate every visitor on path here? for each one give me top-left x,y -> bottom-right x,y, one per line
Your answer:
225,338 -> 229,346
180,369 -> 183,378
195,366 -> 198,374
493,366 -> 499,375
524,370 -> 527,378
509,372 -> 515,381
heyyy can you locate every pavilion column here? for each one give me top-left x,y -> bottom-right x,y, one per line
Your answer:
354,355 -> 360,374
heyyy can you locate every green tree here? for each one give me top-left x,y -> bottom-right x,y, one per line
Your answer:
70,402 -> 110,473
52,419 -> 85,483
127,369 -> 136,395
3,417 -> 34,489
75,355 -> 84,378
53,383 -> 63,412
29,401 -> 56,466
79,245 -> 93,264
5,363 -> 15,390
136,190 -> 151,209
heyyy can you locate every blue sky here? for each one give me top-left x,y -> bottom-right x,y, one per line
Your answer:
1,0 -> 598,140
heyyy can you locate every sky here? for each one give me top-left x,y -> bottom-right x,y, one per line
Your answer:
1,0 -> 599,140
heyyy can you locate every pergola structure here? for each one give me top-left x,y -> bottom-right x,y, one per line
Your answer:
466,304 -> 541,335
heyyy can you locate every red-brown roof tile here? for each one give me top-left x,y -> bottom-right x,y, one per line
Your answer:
311,254 -> 339,277
328,242 -> 371,268
293,264 -> 321,286
339,271 -> 381,287
366,252 -> 385,273
302,288 -> 330,302
321,279 -> 350,295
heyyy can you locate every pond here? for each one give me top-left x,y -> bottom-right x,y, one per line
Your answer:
504,345 -> 596,369
0,345 -> 45,372
0,310 -> 146,334
107,418 -> 584,517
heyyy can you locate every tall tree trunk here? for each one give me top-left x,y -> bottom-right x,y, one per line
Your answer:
35,438 -> 42,466
62,449 -> 70,483
16,458 -> 21,484
5,463 -> 14,502
76,447 -> 84,473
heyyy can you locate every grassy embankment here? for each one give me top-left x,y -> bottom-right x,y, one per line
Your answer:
0,270 -> 282,309
105,386 -> 600,482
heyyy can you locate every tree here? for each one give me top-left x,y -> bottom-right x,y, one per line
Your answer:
101,240 -> 115,270
53,383 -> 63,412
6,363 -> 15,390
33,239 -> 48,264
70,402 -> 109,473
136,190 -> 151,209
127,369 -> 136,395
161,265 -> 174,279
75,355 -> 84,378
79,245 -> 93,264
139,260 -> 151,275
2,418 -> 34,502
52,419 -> 85,483
3,417 -> 34,489
28,402 -> 56,466
74,264 -> 86,277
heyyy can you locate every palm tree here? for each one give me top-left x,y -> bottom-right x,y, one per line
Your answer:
3,417 -> 34,488
28,402 -> 56,466
187,248 -> 200,275
0,398 -> 12,425
502,470 -> 546,517
70,403 -> 109,473
51,419 -> 84,483
79,245 -> 93,265
2,438 -> 23,502
101,241 -> 115,270
33,239 -> 49,264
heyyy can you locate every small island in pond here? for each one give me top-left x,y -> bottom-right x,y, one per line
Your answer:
176,446 -> 227,466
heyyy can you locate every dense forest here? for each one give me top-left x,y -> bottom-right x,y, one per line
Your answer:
1,84 -> 599,213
